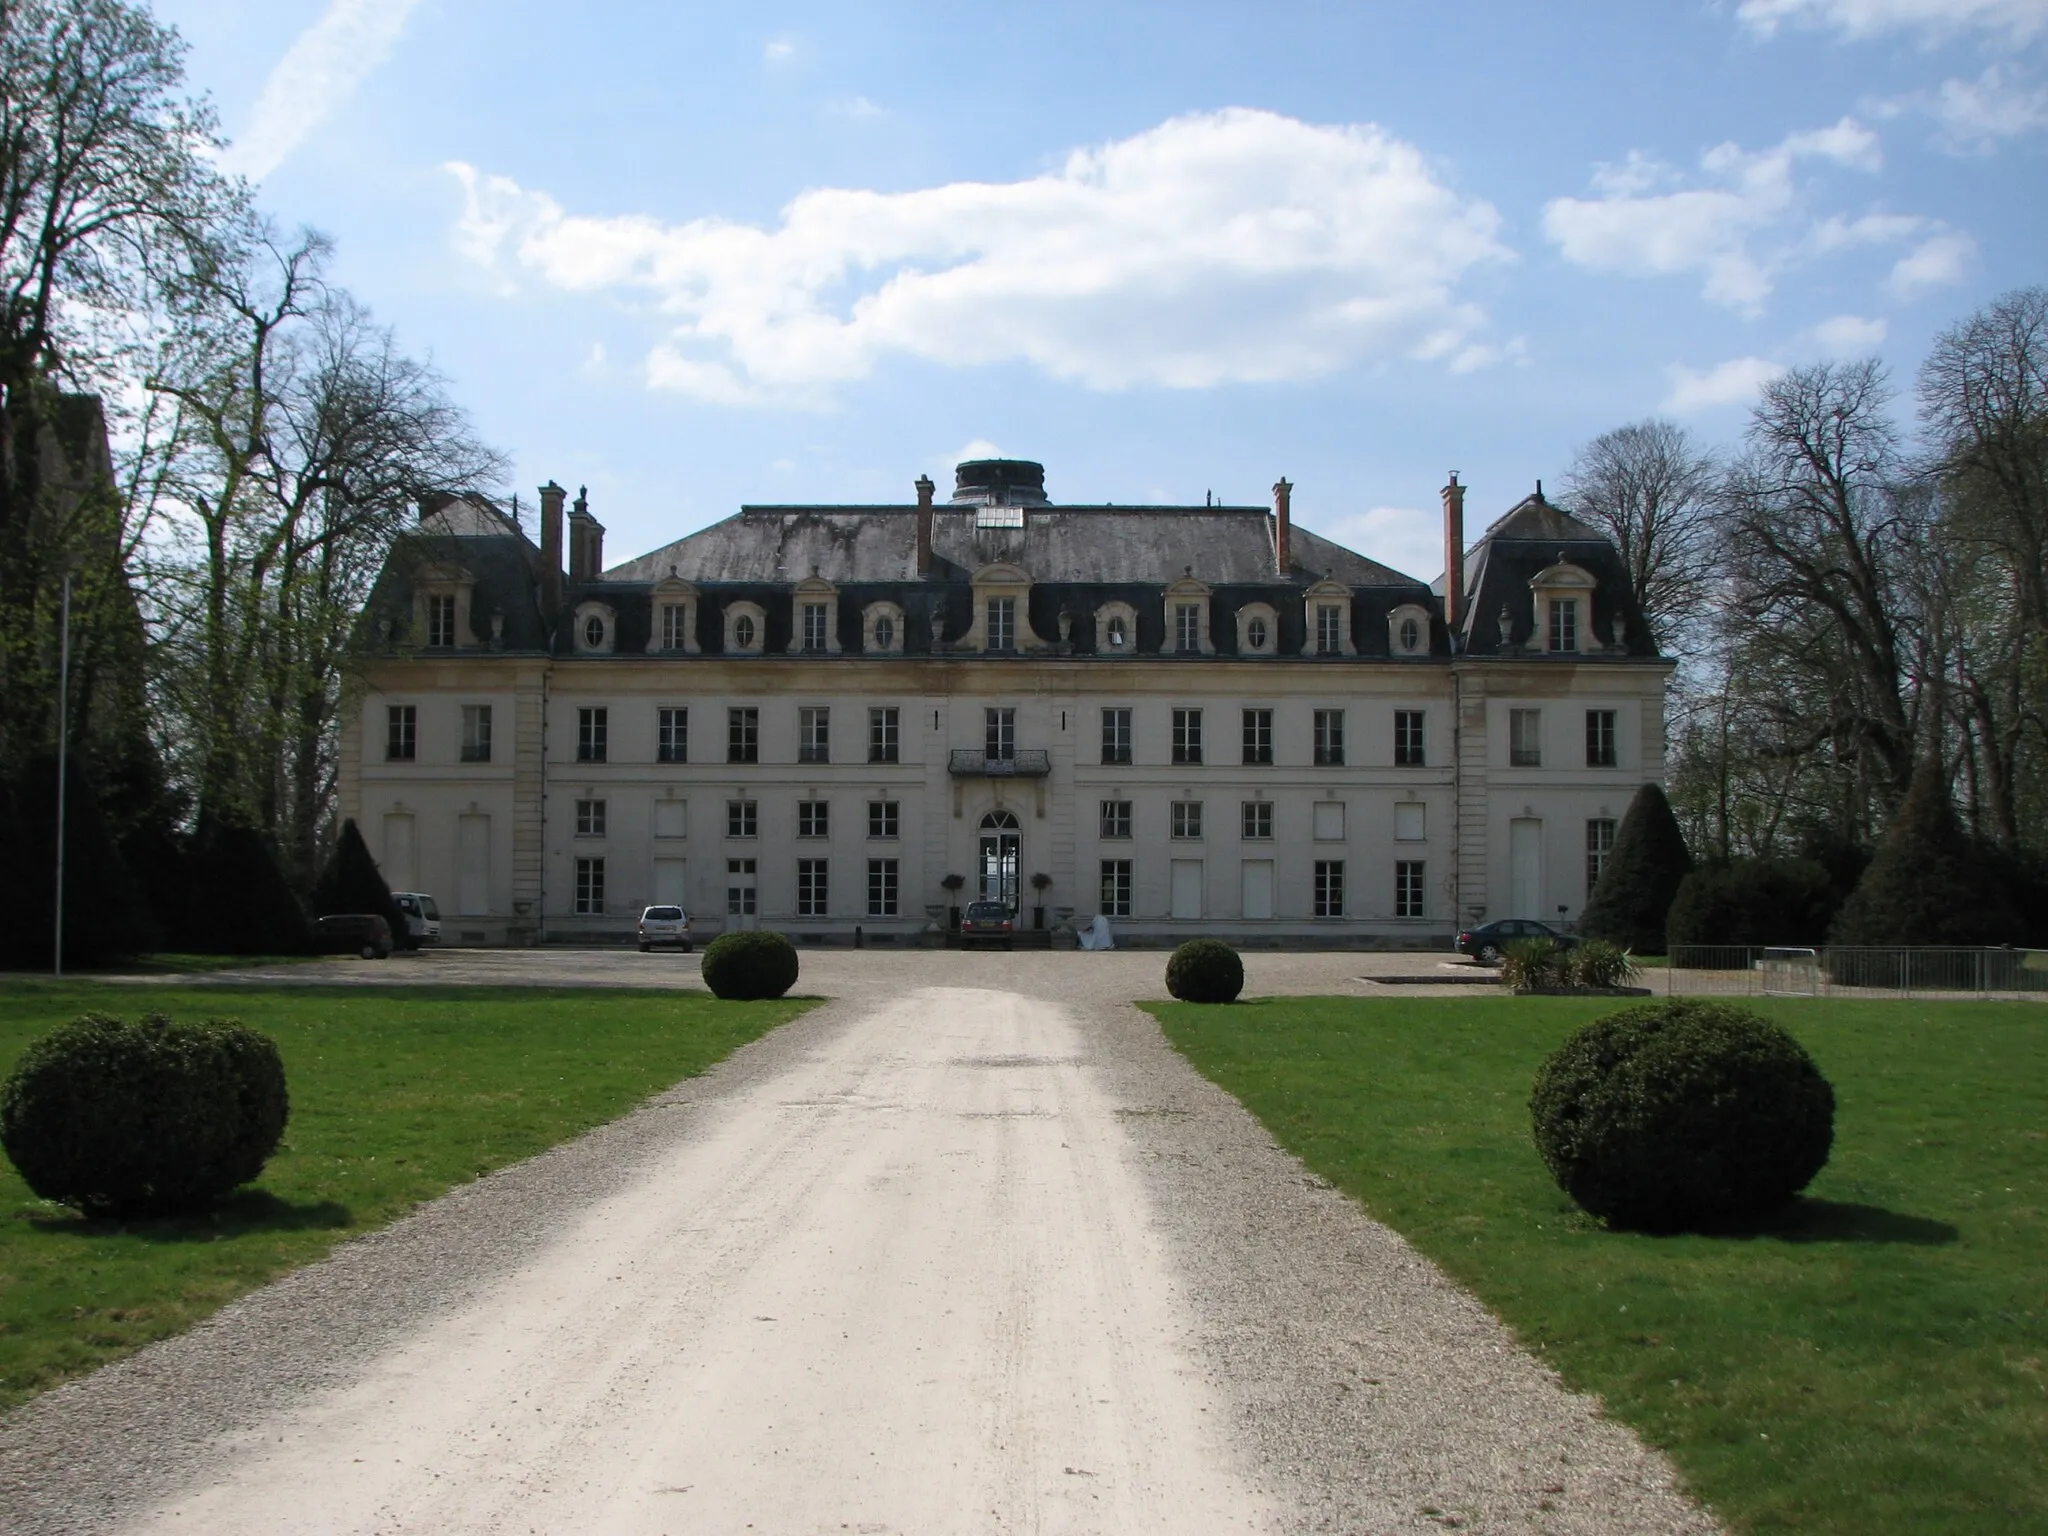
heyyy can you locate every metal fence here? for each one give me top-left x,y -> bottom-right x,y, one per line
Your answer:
1667,946 -> 2048,1000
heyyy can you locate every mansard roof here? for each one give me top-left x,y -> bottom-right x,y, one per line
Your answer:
1452,488 -> 1655,657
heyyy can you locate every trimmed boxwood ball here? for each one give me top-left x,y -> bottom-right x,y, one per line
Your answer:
0,1012 -> 289,1218
1529,999 -> 1834,1233
1165,939 -> 1244,1003
701,929 -> 800,1000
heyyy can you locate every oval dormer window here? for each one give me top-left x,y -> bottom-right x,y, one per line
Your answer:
1107,616 -> 1127,649
874,616 -> 894,650
584,614 -> 605,649
734,614 -> 756,649
1399,616 -> 1421,652
1247,616 -> 1268,650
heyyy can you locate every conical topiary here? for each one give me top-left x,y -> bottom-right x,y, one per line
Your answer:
1828,759 -> 2022,947
313,819 -> 405,938
1579,782 -> 1693,956
172,818 -> 311,955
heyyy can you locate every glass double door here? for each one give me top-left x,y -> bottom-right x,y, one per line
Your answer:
978,810 -> 1020,909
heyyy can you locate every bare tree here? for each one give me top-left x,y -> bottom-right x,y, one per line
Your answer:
1560,418 -> 1718,648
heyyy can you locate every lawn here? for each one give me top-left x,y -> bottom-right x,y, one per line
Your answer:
1147,995 -> 2047,1536
0,982 -> 811,1415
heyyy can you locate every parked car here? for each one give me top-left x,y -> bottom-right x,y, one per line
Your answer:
959,899 -> 1016,950
312,913 -> 393,959
638,905 -> 693,952
390,892 -> 441,950
1456,918 -> 1579,967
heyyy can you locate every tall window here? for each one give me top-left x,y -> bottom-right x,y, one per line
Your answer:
460,704 -> 492,763
657,706 -> 688,764
798,800 -> 829,838
1586,709 -> 1618,767
867,859 -> 899,917
1586,818 -> 1616,895
1314,860 -> 1345,918
868,800 -> 899,839
1100,859 -> 1133,918
1316,603 -> 1342,653
575,798 -> 606,837
797,859 -> 828,917
1395,860 -> 1425,919
1242,708 -> 1272,765
1101,707 -> 1132,765
985,706 -> 1016,761
574,857 -> 605,914
726,858 -> 756,916
1171,707 -> 1203,765
1105,614 -> 1128,649
1510,708 -> 1542,767
799,706 -> 830,764
728,706 -> 758,764
1100,799 -> 1133,839
868,707 -> 899,764
726,799 -> 758,838
426,594 -> 456,648
1313,709 -> 1345,766
577,707 -> 608,763
1242,800 -> 1273,840
1549,598 -> 1579,652
1175,602 -> 1201,652
986,596 -> 1016,651
661,603 -> 689,650
1170,801 -> 1203,839
800,602 -> 829,652
1394,709 -> 1425,767
386,704 -> 416,761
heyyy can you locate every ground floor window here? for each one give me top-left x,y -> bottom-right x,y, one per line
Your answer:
867,859 -> 899,917
1586,818 -> 1616,895
727,857 -> 756,916
1314,859 -> 1344,918
1100,859 -> 1133,918
574,856 -> 605,915
797,858 -> 828,918
1395,859 -> 1425,919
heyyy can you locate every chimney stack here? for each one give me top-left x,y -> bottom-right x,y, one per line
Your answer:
1441,472 -> 1466,630
914,474 -> 935,577
538,480 -> 566,612
567,484 -> 604,582
1272,477 -> 1293,577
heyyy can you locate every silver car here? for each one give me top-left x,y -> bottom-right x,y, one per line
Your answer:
638,905 -> 692,952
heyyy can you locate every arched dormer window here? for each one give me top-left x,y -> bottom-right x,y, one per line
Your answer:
1528,557 -> 1599,654
646,575 -> 701,654
967,562 -> 1043,653
1094,599 -> 1138,655
1161,576 -> 1214,656
788,575 -> 842,656
724,600 -> 766,655
572,599 -> 616,655
1387,602 -> 1431,658
1302,580 -> 1355,657
1236,601 -> 1278,657
863,600 -> 905,654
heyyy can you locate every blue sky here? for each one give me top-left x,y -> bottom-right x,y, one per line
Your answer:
155,0 -> 2046,579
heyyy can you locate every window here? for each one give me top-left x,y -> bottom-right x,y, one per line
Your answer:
1313,709 -> 1345,766
583,614 -> 606,650
657,706 -> 688,764
796,800 -> 829,839
800,602 -> 828,652
868,800 -> 899,839
1549,598 -> 1579,653
1242,708 -> 1273,765
1242,801 -> 1273,840
1586,818 -> 1617,895
985,706 -> 1015,761
661,602 -> 689,650
799,706 -> 830,764
577,707 -> 608,763
1314,861 -> 1345,918
1586,709 -> 1618,768
868,707 -> 899,763
1170,801 -> 1203,840
867,859 -> 899,917
1175,602 -> 1201,652
1313,800 -> 1346,841
733,613 -> 756,649
1395,860 -> 1426,919
728,706 -> 758,764
1247,615 -> 1269,650
1100,859 -> 1133,918
426,594 -> 456,648
986,596 -> 1016,651
1509,708 -> 1542,767
1317,603 -> 1342,654
873,614 -> 895,650
460,704 -> 492,763
1105,615 -> 1128,649
1100,799 -> 1133,839
1398,615 -> 1421,653
574,856 -> 605,915
1101,707 -> 1132,765
797,859 -> 829,917
1394,709 -> 1425,767
726,799 -> 758,838
386,704 -> 416,761
726,857 -> 756,916
1171,707 -> 1203,765
575,798 -> 606,837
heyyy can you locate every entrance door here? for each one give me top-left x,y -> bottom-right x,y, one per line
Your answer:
1241,859 -> 1274,920
654,857 -> 688,907
979,809 -> 1020,908
456,814 -> 490,914
1171,859 -> 1204,920
381,812 -> 416,891
726,858 -> 758,930
1509,817 -> 1543,917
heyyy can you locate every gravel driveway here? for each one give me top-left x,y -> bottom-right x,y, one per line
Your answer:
0,953 -> 1716,1535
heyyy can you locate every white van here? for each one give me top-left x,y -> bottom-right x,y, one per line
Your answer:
390,892 -> 441,949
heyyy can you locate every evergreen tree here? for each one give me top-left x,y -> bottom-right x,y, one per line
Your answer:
312,818 -> 403,935
170,817 -> 311,955
1829,760 -> 2023,946
1579,782 -> 1694,954
0,752 -> 156,968
1666,857 -> 1840,947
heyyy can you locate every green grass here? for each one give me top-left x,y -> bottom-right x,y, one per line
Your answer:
1146,996 -> 2047,1536
0,982 -> 811,1414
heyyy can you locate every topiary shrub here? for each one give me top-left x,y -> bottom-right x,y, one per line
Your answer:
1579,783 -> 1694,955
1165,938 -> 1244,1003
312,818 -> 406,940
1500,937 -> 1566,992
0,1012 -> 289,1218
700,929 -> 799,1000
1529,999 -> 1834,1233
1666,857 -> 1841,948
1829,758 -> 2024,947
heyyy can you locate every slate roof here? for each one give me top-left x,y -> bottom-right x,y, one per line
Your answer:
1452,492 -> 1655,657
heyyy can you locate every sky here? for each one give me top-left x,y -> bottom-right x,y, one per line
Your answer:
152,0 -> 2047,581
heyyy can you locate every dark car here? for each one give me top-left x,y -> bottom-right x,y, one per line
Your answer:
1456,918 -> 1579,967
959,899 -> 1016,949
313,913 -> 394,959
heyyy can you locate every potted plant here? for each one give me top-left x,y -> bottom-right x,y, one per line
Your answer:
941,873 -> 965,931
1030,872 -> 1052,930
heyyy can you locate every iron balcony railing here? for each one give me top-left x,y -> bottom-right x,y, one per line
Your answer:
948,748 -> 1051,778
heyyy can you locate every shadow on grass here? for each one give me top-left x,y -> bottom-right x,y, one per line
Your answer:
1760,1198 -> 1960,1246
22,1189 -> 353,1241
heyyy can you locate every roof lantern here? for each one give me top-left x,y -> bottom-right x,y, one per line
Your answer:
952,459 -> 1049,508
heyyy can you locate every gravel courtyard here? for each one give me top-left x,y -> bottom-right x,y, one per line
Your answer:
0,952 -> 1715,1534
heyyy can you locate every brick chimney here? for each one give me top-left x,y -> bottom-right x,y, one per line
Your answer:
1441,472 -> 1466,630
567,484 -> 604,581
914,473 -> 935,577
1272,477 -> 1293,577
538,480 -> 566,612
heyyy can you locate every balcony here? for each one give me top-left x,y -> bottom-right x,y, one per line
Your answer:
949,748 -> 1051,778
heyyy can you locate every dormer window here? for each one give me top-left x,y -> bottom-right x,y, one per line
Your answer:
1248,616 -> 1268,648
661,604 -> 688,649
800,602 -> 829,652
410,561 -> 477,649
874,615 -> 894,649
646,576 -> 700,655
725,600 -> 767,654
1175,603 -> 1200,651
584,614 -> 606,649
987,597 -> 1016,651
734,615 -> 756,647
1302,581 -> 1355,656
572,600 -> 616,655
862,600 -> 905,653
1400,617 -> 1420,651
427,594 -> 456,648
1387,602 -> 1431,658
1108,616 -> 1127,648
1237,600 -> 1278,656
1317,604 -> 1341,652
1528,556 -> 1598,654
1549,598 -> 1579,652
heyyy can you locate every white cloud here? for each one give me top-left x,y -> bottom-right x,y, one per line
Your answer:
1803,313 -> 1889,352
1736,0 -> 2048,43
219,0 -> 422,181
1889,230 -> 1976,295
950,438 -> 1005,465
1542,118 -> 1939,312
831,95 -> 884,119
1873,64 -> 2048,152
764,38 -> 795,61
1663,356 -> 1789,413
1302,505 -> 1443,581
445,108 -> 1512,405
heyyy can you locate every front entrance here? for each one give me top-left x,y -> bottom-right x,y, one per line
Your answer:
979,809 -> 1020,909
